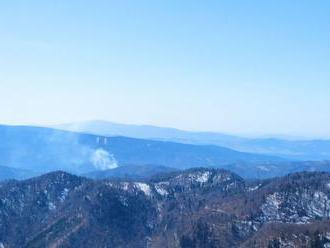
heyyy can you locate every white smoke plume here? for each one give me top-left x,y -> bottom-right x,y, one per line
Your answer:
90,148 -> 118,170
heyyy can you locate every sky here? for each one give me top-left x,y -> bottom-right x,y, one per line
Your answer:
0,0 -> 329,138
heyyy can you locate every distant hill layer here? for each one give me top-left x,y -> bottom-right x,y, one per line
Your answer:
0,165 -> 38,181
0,125 -> 281,176
83,161 -> 330,181
55,120 -> 330,160
83,164 -> 178,181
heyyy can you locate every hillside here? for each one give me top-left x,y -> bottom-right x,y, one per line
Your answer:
0,169 -> 330,247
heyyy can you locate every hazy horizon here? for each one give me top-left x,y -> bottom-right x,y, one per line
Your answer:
0,119 -> 328,140
1,1 -> 329,137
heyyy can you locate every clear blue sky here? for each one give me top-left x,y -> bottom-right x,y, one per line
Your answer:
0,1 -> 329,137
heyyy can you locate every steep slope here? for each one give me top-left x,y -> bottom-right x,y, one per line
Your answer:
0,172 -> 87,247
1,169 -> 330,247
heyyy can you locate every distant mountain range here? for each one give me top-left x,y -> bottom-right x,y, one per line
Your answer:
54,120 -> 330,160
221,160 -> 330,179
0,165 -> 39,181
83,161 -> 330,181
0,168 -> 329,247
2,124 -> 330,181
0,124 -> 284,180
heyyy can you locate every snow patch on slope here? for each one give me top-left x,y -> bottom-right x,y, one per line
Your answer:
184,171 -> 211,184
155,184 -> 168,196
248,184 -> 261,192
327,182 -> 330,189
134,183 -> 151,196
257,166 -> 270,172
261,192 -> 283,221
195,171 -> 211,183
59,188 -> 69,202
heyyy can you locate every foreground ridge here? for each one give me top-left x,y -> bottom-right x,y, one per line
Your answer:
0,169 -> 330,247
